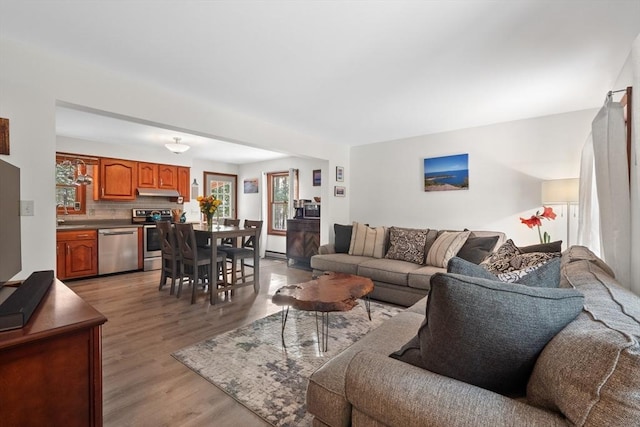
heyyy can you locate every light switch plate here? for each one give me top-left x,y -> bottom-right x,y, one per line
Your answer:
20,200 -> 35,216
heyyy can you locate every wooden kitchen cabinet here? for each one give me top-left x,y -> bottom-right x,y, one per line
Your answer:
0,279 -> 106,427
158,164 -> 178,189
57,230 -> 98,280
99,158 -> 137,200
137,162 -> 159,188
286,219 -> 320,266
177,166 -> 191,202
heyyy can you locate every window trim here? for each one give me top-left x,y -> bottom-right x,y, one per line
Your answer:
267,170 -> 298,236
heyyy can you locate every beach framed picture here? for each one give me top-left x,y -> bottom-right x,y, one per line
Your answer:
423,154 -> 469,192
313,169 -> 321,186
336,166 -> 344,182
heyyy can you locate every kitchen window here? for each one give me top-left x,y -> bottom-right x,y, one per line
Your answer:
56,155 -> 90,215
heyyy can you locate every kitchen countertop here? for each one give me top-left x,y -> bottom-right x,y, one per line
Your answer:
56,219 -> 143,231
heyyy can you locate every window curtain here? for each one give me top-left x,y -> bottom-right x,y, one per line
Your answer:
259,172 -> 268,258
288,168 -> 298,221
577,132 -> 601,256
586,96 -> 631,289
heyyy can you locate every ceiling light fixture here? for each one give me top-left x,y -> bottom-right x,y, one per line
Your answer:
165,137 -> 190,154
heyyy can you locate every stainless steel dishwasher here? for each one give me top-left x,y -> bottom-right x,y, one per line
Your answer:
98,228 -> 139,275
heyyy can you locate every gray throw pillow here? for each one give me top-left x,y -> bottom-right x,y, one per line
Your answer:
448,256 -> 562,288
334,224 -> 352,253
417,273 -> 584,395
456,236 -> 499,264
519,241 -> 562,253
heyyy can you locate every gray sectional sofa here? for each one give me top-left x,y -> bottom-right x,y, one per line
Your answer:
306,246 -> 640,426
311,229 -> 505,307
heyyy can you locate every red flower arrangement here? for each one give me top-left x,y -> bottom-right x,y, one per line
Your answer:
520,206 -> 557,244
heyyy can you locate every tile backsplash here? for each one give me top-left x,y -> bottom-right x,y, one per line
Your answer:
61,183 -> 183,221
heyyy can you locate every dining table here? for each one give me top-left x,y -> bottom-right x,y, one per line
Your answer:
192,223 -> 260,304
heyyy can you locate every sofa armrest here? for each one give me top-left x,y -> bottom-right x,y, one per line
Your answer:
318,244 -> 336,255
345,351 -> 568,427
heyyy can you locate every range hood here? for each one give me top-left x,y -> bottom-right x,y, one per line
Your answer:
136,188 -> 180,198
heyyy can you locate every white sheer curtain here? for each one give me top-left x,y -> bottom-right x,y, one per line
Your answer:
288,168 -> 298,220
259,172 -> 268,258
577,133 -> 601,256
582,96 -> 631,289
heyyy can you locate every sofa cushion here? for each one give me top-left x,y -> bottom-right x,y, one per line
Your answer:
527,249 -> 640,426
449,256 -> 561,288
399,273 -> 584,395
349,222 -> 387,258
307,311 -> 423,427
358,258 -> 422,286
426,230 -> 470,268
310,253 -> 374,275
456,235 -> 499,264
519,240 -> 562,253
334,224 -> 353,254
407,265 -> 445,290
385,227 -> 430,265
483,239 -> 560,275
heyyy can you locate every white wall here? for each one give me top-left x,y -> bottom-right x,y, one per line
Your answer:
239,156 -> 328,253
350,109 -> 597,248
0,38 -> 348,280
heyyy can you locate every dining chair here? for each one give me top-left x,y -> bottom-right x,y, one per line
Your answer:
224,220 -> 262,286
217,218 -> 240,252
157,220 -> 181,295
174,223 -> 228,304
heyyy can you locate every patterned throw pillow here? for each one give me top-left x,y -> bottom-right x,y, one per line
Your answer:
483,239 -> 561,277
385,227 -> 430,265
426,231 -> 471,268
348,222 -> 387,258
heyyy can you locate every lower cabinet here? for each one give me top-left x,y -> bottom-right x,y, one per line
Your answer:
57,230 -> 98,280
286,219 -> 320,266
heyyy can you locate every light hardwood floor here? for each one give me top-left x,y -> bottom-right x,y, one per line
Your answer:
68,259 -> 313,427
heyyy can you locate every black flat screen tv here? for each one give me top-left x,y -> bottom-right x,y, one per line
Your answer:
0,158 -> 21,287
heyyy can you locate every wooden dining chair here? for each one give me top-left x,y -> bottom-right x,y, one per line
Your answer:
157,220 -> 181,295
174,223 -> 228,304
224,220 -> 262,286
217,218 -> 240,252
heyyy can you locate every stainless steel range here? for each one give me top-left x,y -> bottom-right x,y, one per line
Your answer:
132,208 -> 173,271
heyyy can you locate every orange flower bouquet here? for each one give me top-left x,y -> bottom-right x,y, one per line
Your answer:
197,195 -> 222,228
520,206 -> 557,244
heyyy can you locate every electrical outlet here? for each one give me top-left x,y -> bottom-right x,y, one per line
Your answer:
20,200 -> 35,216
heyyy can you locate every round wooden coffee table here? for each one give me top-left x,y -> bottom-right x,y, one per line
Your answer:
272,272 -> 374,352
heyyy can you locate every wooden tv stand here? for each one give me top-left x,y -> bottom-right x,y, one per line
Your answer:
0,279 -> 107,426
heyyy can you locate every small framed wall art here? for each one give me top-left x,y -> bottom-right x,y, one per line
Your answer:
243,178 -> 259,194
313,169 -> 321,186
336,166 -> 344,182
334,186 -> 345,197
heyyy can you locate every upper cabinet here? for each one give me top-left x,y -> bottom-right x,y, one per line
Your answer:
177,166 -> 190,202
99,158 -> 137,200
137,162 -> 179,190
137,162 -> 158,188
158,165 -> 178,189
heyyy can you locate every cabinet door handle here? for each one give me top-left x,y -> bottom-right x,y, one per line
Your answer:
67,245 -> 70,255
101,187 -> 105,197
76,234 -> 90,238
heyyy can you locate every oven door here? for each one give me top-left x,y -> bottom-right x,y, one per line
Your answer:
143,225 -> 162,270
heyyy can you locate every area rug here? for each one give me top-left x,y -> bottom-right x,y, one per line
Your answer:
172,301 -> 403,426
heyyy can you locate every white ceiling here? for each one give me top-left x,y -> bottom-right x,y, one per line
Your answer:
1,1 -> 640,154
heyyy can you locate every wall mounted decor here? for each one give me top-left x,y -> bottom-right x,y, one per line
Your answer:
334,186 -> 345,197
336,166 -> 344,182
0,118 -> 9,155
423,153 -> 469,192
313,169 -> 321,186
244,178 -> 259,194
